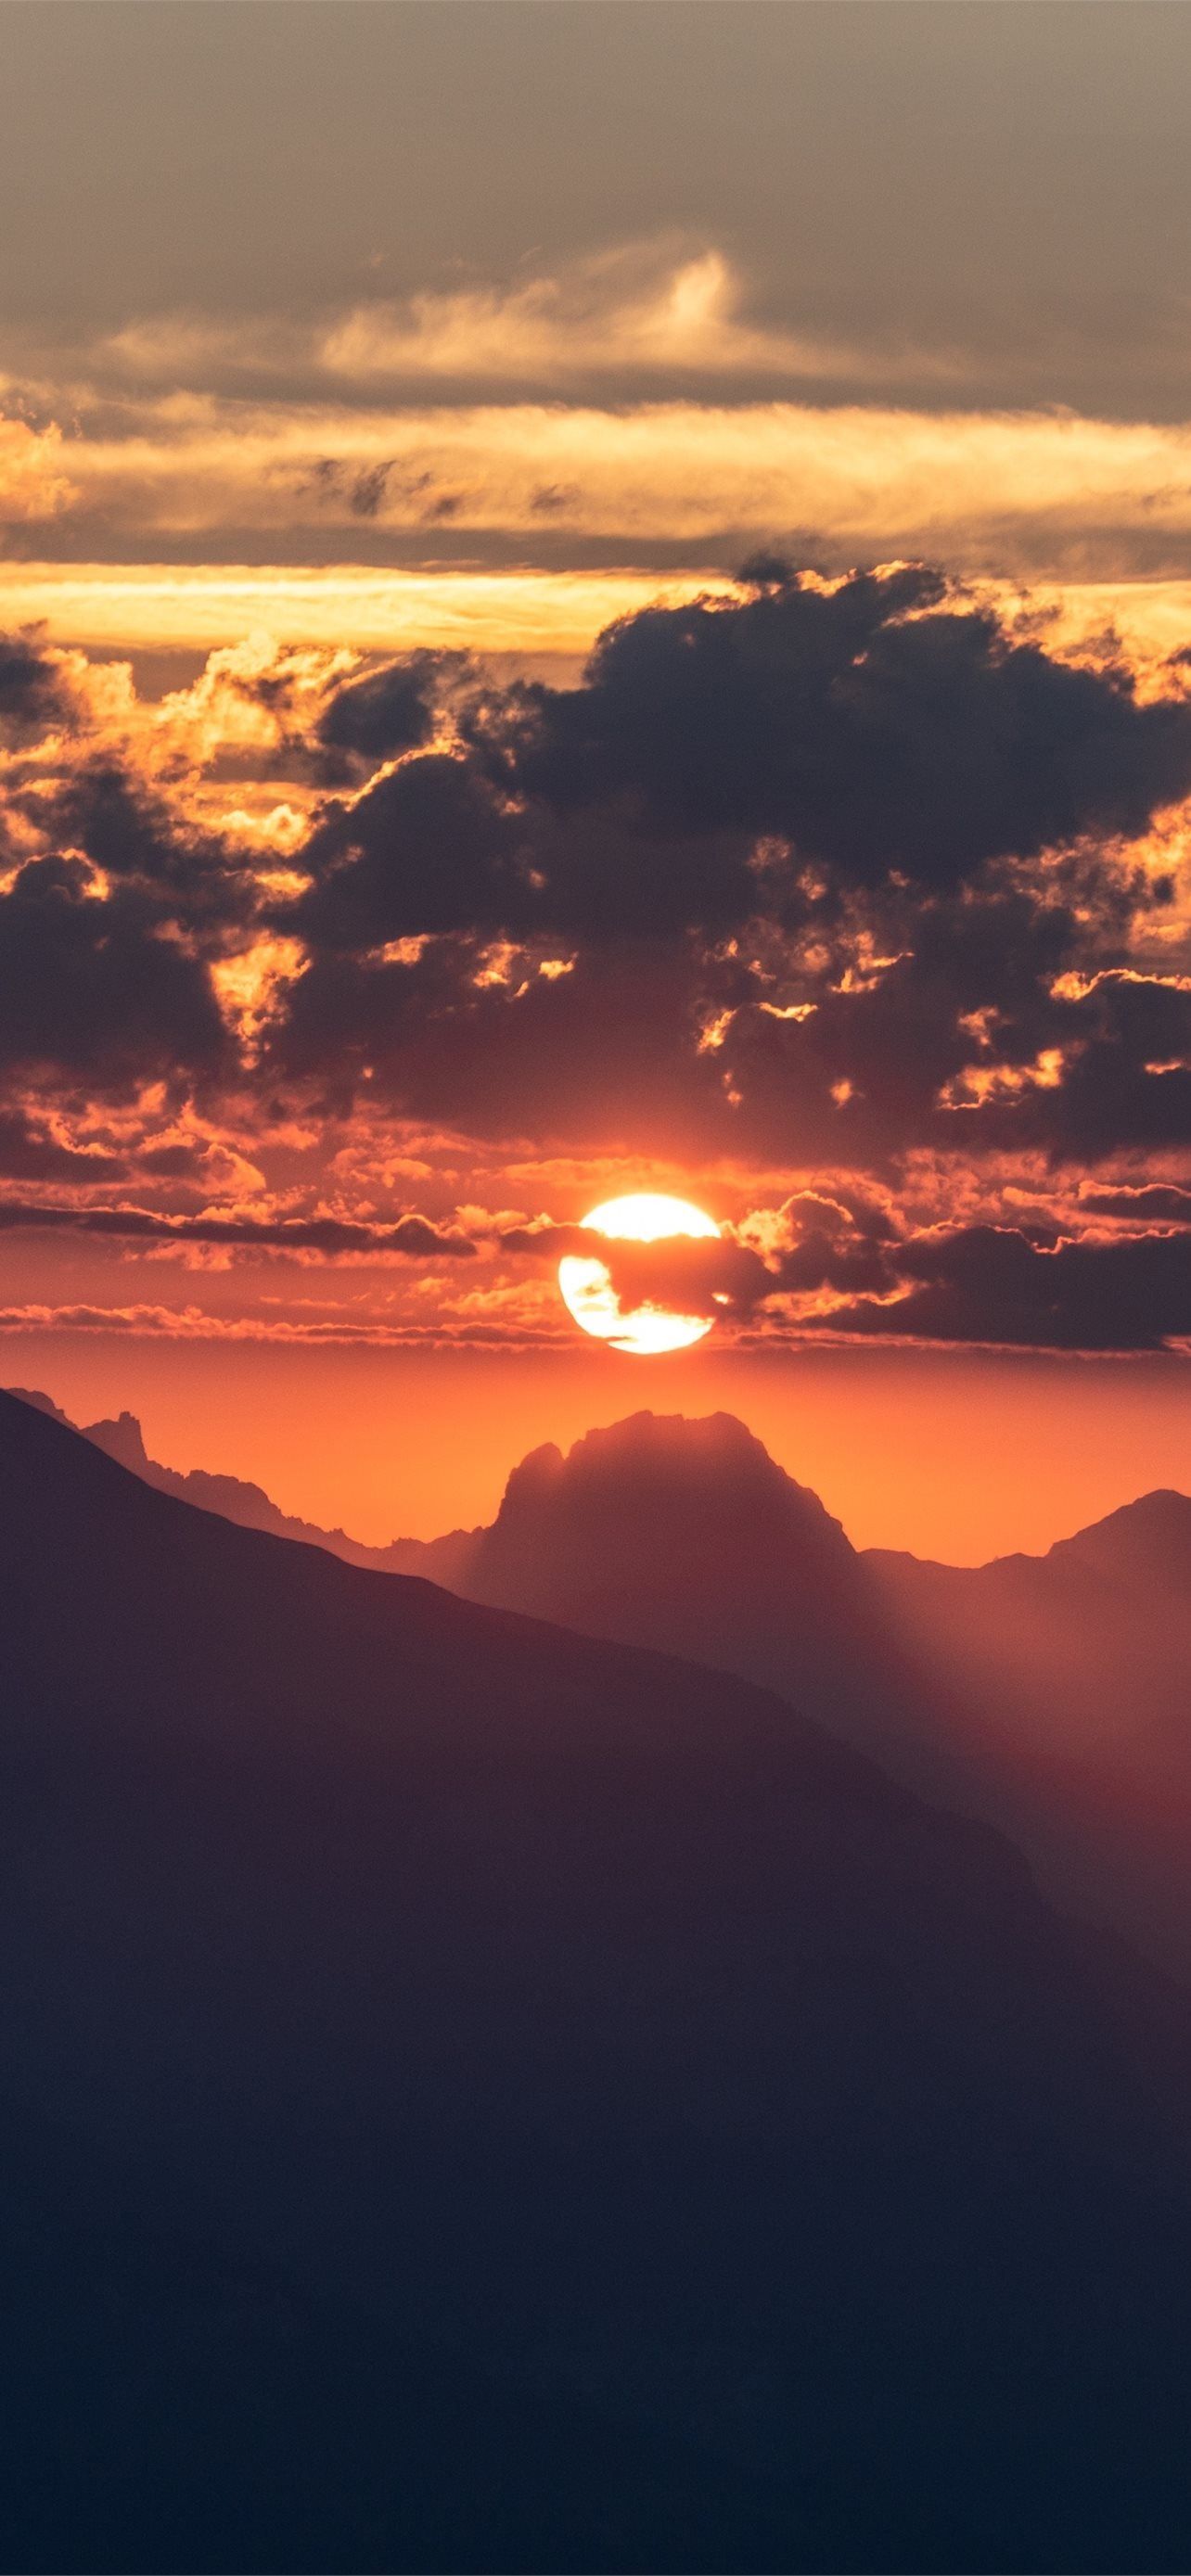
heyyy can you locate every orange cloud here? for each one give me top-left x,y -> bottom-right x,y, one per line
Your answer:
0,415 -> 74,520
319,247 -> 867,385
21,397 -> 1191,580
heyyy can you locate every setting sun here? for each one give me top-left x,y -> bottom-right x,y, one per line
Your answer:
557,1192 -> 722,1355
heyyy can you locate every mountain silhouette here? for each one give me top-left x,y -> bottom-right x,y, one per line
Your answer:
358,1407 -> 1189,1979
14,1389 -> 1191,1973
6,1384 -> 1191,2570
1048,1485 -> 1191,1588
6,1388 -> 473,1579
383,1411 -> 1191,1980
5,2085 -> 796,2576
868,1491 -> 1191,1974
428,1410 -> 888,1716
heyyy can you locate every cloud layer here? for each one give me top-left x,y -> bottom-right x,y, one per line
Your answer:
0,561 -> 1188,1353
17,385 -> 1191,580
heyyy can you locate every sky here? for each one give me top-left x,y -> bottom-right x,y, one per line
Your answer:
1,0 -> 1189,1555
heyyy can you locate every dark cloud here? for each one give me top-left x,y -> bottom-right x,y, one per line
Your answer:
272,570 -> 1191,1175
808,1221 -> 1191,1351
502,1220 -> 773,1320
135,1141 -> 215,1180
301,456 -> 467,526
49,765 -> 260,936
0,1202 -> 475,1256
1080,1183 -> 1191,1222
691,901 -> 1191,1168
0,857 -> 228,1090
296,753 -> 528,949
315,651 -> 455,767
1,567 -> 1189,1357
206,572 -> 1191,1179
505,1186 -> 904,1324
507,1200 -> 1191,1352
297,750 -> 765,950
0,634 -> 66,733
947,972 -> 1191,1161
274,886 -> 1189,1175
467,568 -> 1191,891
271,934 -> 738,1152
0,1112 -> 128,1183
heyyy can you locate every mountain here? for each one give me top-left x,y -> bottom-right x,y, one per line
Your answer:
14,1390 -> 1191,1973
6,1385 -> 1191,2570
5,2087 -> 788,2576
417,1409 -> 894,1720
868,1493 -> 1191,1973
867,1486 -> 1191,1746
373,1409 -> 1191,1982
6,1389 -> 475,1580
1050,1486 -> 1191,1588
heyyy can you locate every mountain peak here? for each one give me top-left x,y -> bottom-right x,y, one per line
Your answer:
84,1409 -> 152,1473
465,1409 -> 866,1690
493,1409 -> 852,1556
1049,1486 -> 1191,1587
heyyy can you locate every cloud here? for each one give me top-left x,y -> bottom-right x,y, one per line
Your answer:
295,753 -> 526,949
0,562 -> 742,660
0,1300 -> 555,1347
0,635 -> 71,732
7,567 -> 1189,1179
281,572 -> 1191,1053
500,1218 -> 773,1321
6,556 -> 1191,680
268,933 -> 743,1154
809,1220 -> 1191,1352
63,245 -> 1003,405
315,650 -> 455,768
501,1202 -> 1191,1352
24,394 -> 1191,580
1079,1182 -> 1191,1221
0,1202 -> 475,1257
0,416 -> 74,521
317,247 -> 864,387
471,567 -> 1191,890
0,1112 -> 128,1183
0,856 -> 229,1091
0,560 -> 1189,1357
701,912 -> 1191,1170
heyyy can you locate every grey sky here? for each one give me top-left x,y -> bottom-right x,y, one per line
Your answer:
1,1 -> 1189,418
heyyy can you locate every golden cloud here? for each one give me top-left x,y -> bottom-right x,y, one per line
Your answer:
319,248 -> 867,385
0,415 -> 75,522
84,246 -> 938,393
17,393 -> 1191,588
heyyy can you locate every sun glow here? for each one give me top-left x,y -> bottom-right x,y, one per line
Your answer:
558,1192 -> 721,1356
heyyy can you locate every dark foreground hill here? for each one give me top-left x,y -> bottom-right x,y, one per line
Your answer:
5,1388 -> 1191,2571
6,1386 -> 453,1576
16,1389 -> 1191,1970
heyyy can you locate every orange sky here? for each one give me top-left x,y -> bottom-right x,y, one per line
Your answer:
0,557 -> 1186,1545
1,2 -> 1188,1549
6,1331 -> 1189,1566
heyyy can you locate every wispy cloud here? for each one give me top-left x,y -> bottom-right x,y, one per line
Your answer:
0,1203 -> 475,1256
317,247 -> 877,387
16,395 -> 1191,584
0,561 -> 739,658
0,415 -> 74,521
58,245 -> 955,398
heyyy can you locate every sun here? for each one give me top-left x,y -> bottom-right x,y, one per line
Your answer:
558,1192 -> 722,1356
